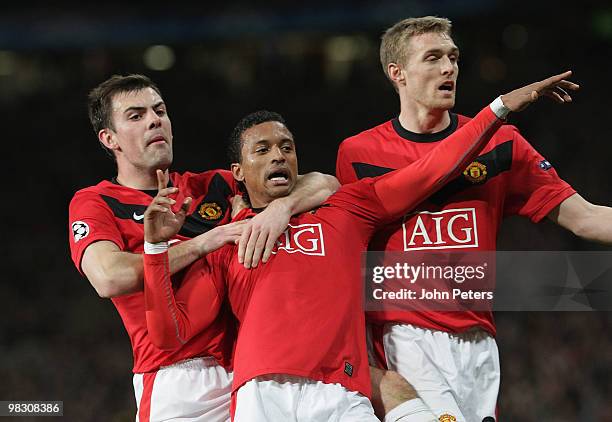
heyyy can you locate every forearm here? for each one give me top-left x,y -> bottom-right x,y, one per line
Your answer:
375,104 -> 503,219
143,250 -> 185,349
86,237 -> 209,298
576,205 -> 612,244
278,172 -> 339,214
553,195 -> 612,244
143,248 -> 222,350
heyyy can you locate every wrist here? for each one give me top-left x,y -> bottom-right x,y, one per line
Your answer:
144,240 -> 168,254
490,96 -> 511,119
195,231 -> 214,257
270,195 -> 294,215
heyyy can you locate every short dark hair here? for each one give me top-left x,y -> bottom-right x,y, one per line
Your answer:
87,74 -> 162,159
228,110 -> 287,164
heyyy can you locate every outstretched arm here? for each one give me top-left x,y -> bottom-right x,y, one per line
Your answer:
549,193 -> 612,244
375,71 -> 579,218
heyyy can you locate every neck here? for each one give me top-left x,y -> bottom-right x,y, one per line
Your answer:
398,95 -> 451,134
248,196 -> 271,210
116,166 -> 165,190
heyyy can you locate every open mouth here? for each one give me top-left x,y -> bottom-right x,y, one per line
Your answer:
438,81 -> 454,92
266,168 -> 290,184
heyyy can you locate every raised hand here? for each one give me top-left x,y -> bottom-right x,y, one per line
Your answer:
144,169 -> 192,243
501,70 -> 579,112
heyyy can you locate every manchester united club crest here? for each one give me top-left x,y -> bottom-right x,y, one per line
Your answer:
198,202 -> 223,220
463,161 -> 487,183
438,414 -> 457,422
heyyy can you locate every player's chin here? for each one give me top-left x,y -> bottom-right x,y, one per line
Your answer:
434,97 -> 455,110
265,184 -> 293,200
150,150 -> 173,169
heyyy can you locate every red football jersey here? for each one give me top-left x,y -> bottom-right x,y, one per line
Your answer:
142,106 -> 505,398
144,181 -> 393,399
336,112 -> 576,335
68,170 -> 240,372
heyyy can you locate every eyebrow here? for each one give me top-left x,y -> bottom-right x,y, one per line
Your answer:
123,101 -> 165,114
252,138 -> 294,146
423,47 -> 460,56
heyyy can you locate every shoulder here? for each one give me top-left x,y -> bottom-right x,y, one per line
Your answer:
172,168 -> 232,180
70,181 -> 114,206
328,178 -> 376,202
172,169 -> 236,194
340,120 -> 393,150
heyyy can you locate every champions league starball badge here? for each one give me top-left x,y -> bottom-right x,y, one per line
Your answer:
71,221 -> 90,243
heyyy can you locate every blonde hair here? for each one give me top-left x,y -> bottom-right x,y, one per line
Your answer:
380,16 -> 453,87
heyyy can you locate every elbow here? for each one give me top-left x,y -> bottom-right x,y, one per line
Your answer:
150,335 -> 183,352
90,275 -> 135,298
570,219 -> 597,241
565,204 -> 601,241
148,325 -> 188,352
316,172 -> 340,195
86,267 -> 141,298
90,276 -> 120,299
324,173 -> 341,193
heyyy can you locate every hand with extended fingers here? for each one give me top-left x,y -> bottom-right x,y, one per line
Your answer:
237,199 -> 291,269
144,169 -> 192,244
501,70 -> 579,113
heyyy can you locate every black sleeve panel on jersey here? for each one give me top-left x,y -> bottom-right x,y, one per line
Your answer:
352,162 -> 395,179
180,173 -> 234,238
100,194 -> 148,221
374,106 -> 503,220
335,141 -> 360,185
429,140 -> 513,205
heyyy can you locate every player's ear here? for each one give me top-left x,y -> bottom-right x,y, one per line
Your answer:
99,128 -> 121,152
231,163 -> 245,183
388,63 -> 405,87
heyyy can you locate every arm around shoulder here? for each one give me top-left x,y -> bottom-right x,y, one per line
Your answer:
282,172 -> 340,214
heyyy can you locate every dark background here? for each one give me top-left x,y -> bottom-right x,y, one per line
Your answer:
2,1 -> 611,421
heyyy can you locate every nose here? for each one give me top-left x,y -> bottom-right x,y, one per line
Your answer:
270,145 -> 286,163
148,110 -> 162,130
441,56 -> 455,76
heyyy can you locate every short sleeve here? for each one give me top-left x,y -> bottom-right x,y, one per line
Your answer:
504,128 -> 576,222
68,190 -> 125,274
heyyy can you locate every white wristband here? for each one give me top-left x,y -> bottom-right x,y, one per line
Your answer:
490,96 -> 511,119
144,240 -> 169,254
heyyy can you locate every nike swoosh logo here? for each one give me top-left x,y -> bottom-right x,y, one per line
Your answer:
133,212 -> 145,221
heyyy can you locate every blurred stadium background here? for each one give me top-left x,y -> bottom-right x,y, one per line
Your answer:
2,1 -> 611,420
